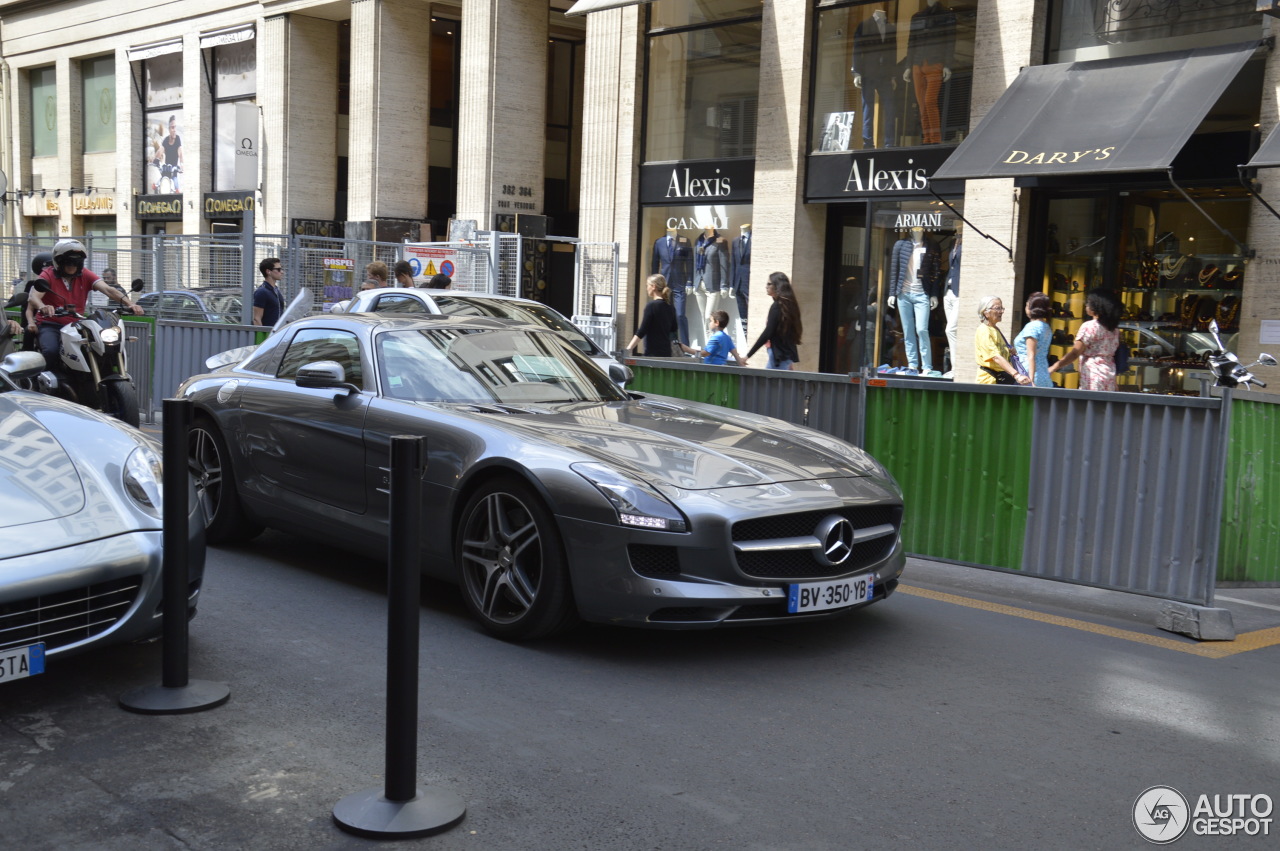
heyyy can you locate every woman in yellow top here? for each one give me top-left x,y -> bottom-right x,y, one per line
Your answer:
974,296 -> 1031,385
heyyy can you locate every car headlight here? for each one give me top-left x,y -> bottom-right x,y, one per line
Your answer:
571,462 -> 688,532
100,326 -> 121,344
123,445 -> 163,516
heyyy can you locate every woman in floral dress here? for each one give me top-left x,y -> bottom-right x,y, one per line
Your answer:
1050,289 -> 1121,391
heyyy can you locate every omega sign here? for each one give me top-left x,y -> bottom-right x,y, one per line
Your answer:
203,191 -> 256,219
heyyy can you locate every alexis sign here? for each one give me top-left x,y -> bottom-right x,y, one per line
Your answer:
806,147 -> 961,202
640,160 -> 754,205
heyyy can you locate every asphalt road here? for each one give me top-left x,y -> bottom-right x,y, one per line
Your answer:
2,531 -> 1278,850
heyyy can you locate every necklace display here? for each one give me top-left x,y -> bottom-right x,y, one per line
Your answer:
1179,295 -> 1200,330
1139,252 -> 1159,288
1216,295 -> 1240,332
1198,264 -> 1220,289
1222,267 -> 1242,288
1161,254 -> 1188,278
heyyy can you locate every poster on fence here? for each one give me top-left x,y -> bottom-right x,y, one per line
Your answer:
402,243 -> 458,286
321,257 -> 355,308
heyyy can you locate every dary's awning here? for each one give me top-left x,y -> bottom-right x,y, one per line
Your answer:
564,0 -> 653,17
933,41 -> 1260,181
1246,121 -> 1280,169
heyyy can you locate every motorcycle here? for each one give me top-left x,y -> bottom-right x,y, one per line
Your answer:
1205,319 -> 1275,390
36,304 -> 141,427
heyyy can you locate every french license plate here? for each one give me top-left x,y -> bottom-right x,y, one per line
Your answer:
0,643 -> 45,683
787,575 -> 874,613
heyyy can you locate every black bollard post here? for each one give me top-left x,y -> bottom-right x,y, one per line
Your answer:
120,398 -> 230,714
333,435 -> 465,839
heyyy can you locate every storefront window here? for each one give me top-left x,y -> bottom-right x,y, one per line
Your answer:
651,0 -> 762,29
645,22 -> 761,162
638,203 -> 754,350
213,39 -> 257,191
143,54 -> 184,195
811,1 -> 975,153
1049,0 -> 1260,61
1037,187 -> 1248,393
829,199 -> 960,374
82,56 -> 115,153
30,66 -> 57,158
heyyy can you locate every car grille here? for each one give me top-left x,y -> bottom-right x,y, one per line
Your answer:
628,544 -> 682,578
0,575 -> 142,653
732,505 -> 902,580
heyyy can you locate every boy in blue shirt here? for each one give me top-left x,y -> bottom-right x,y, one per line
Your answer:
682,310 -> 745,366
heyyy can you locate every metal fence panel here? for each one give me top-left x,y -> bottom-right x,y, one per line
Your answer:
122,320 -> 153,423
152,321 -> 262,409
573,241 -> 619,351
738,370 -> 864,447
864,380 -> 1033,570
1026,392 -> 1221,603
1220,394 -> 1280,583
625,358 -> 740,409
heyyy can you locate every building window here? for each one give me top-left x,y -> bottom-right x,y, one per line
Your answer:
1049,0 -> 1260,61
143,53 -> 183,195
811,1 -> 976,154
30,66 -> 57,158
645,5 -> 761,163
212,39 -> 257,191
82,56 -> 115,153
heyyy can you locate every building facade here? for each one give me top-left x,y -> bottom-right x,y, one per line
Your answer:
5,0 -> 1277,392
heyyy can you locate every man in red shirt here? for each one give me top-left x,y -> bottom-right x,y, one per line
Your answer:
28,239 -> 143,370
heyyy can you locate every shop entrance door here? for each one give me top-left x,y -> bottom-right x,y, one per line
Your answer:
822,205 -> 870,374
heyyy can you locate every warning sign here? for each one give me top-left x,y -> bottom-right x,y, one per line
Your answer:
403,243 -> 459,285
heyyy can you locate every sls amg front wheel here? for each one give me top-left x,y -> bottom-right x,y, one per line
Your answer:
189,416 -> 262,544
456,477 -> 578,640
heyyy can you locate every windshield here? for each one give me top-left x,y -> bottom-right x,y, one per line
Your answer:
375,326 -> 626,405
431,295 -> 602,356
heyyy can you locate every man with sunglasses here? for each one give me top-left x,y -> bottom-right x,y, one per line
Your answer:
253,257 -> 285,326
28,239 -> 143,371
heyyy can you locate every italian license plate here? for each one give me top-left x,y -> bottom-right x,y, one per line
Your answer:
0,643 -> 45,683
787,575 -> 874,613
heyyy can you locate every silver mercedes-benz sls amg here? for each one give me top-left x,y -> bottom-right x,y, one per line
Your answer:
179,312 -> 904,639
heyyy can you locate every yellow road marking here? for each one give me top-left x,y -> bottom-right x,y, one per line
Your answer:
899,584 -> 1280,659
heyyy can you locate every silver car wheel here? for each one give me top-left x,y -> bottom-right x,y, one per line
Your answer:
190,425 -> 224,521
189,417 -> 262,544
456,478 -> 577,639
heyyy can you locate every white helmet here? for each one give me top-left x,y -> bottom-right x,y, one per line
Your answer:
52,239 -> 88,274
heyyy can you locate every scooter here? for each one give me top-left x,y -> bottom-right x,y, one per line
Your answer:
37,304 -> 141,427
1205,319 -> 1275,390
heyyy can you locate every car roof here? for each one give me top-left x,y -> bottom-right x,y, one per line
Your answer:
358,287 -> 553,309
286,312 -> 546,334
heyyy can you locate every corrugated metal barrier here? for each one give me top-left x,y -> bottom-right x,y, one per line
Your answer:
622,359 -> 1275,600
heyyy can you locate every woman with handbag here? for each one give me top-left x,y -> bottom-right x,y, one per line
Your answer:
974,296 -> 1031,385
1049,289 -> 1121,391
625,274 -> 679,357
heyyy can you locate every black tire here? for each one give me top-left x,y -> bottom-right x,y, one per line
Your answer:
101,379 -> 140,427
189,415 -> 263,544
456,477 -> 578,640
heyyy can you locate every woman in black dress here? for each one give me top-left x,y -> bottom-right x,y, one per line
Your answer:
745,271 -> 803,369
625,274 -> 679,357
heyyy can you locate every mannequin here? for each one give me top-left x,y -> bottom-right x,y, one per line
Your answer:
652,227 -> 691,344
887,226 -> 941,375
850,9 -> 900,149
731,224 -> 752,332
942,227 -> 961,377
903,0 -> 955,145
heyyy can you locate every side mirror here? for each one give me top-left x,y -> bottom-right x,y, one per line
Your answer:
1258,353 -> 1277,367
295,360 -> 361,394
0,350 -> 48,381
608,362 -> 634,387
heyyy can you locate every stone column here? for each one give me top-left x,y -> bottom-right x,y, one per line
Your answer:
55,56 -> 76,237
455,0 -> 547,229
1240,42 -> 1280,397
117,49 -> 142,236
346,0 -> 430,229
577,6 -> 643,344
749,0 -> 823,370
261,14 -> 341,233
949,0 -> 1047,382
182,33 -> 209,235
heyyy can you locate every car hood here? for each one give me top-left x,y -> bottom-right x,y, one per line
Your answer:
0,397 -> 87,525
453,395 -> 883,490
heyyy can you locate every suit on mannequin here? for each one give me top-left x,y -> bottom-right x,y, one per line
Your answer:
653,229 -> 692,344
731,225 -> 752,326
903,0 -> 956,145
887,227 -> 941,374
850,10 -> 900,149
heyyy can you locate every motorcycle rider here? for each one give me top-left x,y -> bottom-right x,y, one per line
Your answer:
27,239 -> 143,371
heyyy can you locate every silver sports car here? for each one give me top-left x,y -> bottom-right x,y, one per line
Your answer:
180,313 -> 905,639
0,351 -> 206,680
